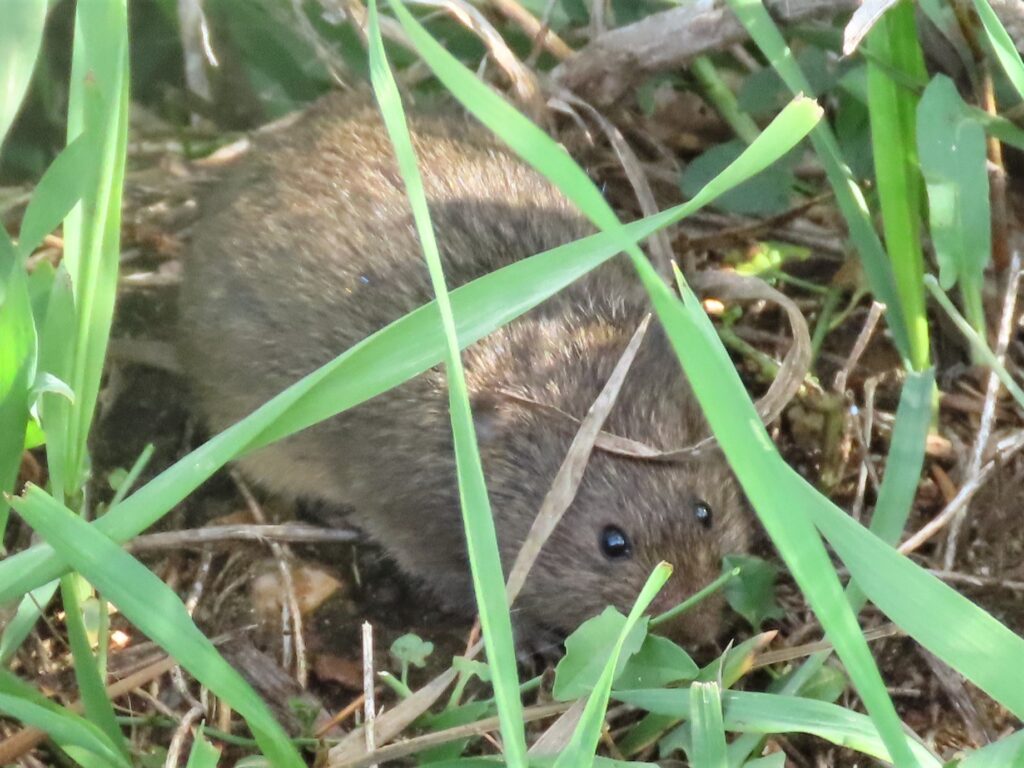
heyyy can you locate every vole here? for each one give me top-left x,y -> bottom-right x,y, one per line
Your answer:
179,93 -> 750,645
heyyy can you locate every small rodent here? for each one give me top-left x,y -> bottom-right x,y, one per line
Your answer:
179,93 -> 750,645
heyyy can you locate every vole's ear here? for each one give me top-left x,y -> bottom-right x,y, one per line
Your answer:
471,392 -> 504,446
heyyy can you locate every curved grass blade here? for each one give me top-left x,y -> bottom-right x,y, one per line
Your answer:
924,275 -> 1024,408
366,2 -> 525,763
10,486 -> 306,768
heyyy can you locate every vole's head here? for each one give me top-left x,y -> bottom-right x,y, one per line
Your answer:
473,318 -> 753,648
503,447 -> 750,647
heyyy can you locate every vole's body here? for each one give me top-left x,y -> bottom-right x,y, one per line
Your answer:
180,93 -> 749,644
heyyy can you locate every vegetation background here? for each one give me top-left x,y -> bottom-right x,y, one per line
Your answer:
2,0 -> 1024,766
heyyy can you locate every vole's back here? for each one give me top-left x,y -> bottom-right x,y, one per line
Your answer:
181,93 -> 749,642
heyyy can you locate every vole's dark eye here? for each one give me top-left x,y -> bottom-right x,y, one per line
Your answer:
694,500 -> 713,529
600,525 -> 632,559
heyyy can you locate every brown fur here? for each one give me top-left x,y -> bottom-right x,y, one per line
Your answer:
179,93 -> 751,645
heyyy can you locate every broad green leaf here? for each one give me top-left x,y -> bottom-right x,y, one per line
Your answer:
917,76 -> 989,333
958,729 -> 1024,767
614,634 -> 698,691
390,633 -> 434,670
553,607 -> 648,701
10,486 -> 305,768
722,555 -> 783,630
681,141 -> 797,216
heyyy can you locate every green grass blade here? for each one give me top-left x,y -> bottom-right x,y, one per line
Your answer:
36,263 -> 75,498
10,486 -> 306,768
865,1 -> 929,371
805,479 -> 1024,718
0,669 -> 130,768
925,274 -> 1024,408
689,682 -> 728,768
59,573 -> 125,761
0,0 -> 47,149
0,100 -> 819,605
554,564 -> 672,768
615,688 -> 941,766
971,0 -> 1024,99
57,0 -> 129,496
366,2 -> 525,763
649,267 -> 917,766
958,729 -> 1024,767
59,573 -> 127,759
0,580 -> 58,665
184,726 -> 222,768
0,238 -> 36,536
17,133 -> 96,259
723,0 -> 911,363
917,76 -> 990,335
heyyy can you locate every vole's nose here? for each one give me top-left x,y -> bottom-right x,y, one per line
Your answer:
648,585 -> 726,648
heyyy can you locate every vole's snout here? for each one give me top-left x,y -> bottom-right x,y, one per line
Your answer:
648,578 -> 727,648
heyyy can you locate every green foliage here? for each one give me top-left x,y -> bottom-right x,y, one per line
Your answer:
553,608 -> 649,701
722,555 -> 784,630
3,0 -> 1024,764
391,632 -> 435,684
680,140 -> 798,215
917,76 -> 990,335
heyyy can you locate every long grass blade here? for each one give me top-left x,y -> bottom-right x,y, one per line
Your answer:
365,2 -> 525,763
52,0 -> 129,497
